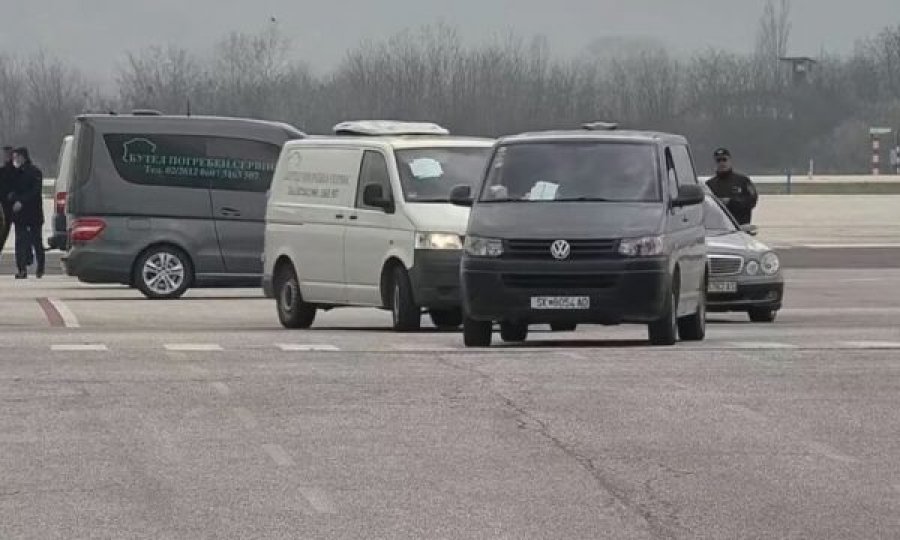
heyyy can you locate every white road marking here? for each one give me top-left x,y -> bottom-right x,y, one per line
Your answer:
298,487 -> 337,514
392,345 -> 457,352
165,343 -> 223,352
262,444 -> 295,467
51,344 -> 108,352
278,344 -> 340,352
47,298 -> 80,328
840,341 -> 900,349
725,342 -> 796,349
232,407 -> 258,430
210,382 -> 231,396
804,441 -> 859,464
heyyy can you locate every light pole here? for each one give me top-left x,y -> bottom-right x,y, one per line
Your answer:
869,127 -> 892,176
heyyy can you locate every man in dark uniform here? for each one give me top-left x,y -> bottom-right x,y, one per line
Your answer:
8,147 -> 45,278
706,148 -> 758,225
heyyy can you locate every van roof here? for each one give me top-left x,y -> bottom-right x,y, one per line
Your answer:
77,113 -> 306,138
499,129 -> 688,146
290,135 -> 495,150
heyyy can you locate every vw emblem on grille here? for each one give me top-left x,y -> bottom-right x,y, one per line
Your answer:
550,240 -> 571,260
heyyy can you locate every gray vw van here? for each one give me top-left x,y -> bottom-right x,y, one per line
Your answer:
63,113 -> 305,298
451,125 -> 708,347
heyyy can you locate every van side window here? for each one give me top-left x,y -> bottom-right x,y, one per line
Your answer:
356,151 -> 393,210
671,145 -> 699,187
664,148 -> 678,197
101,134 -> 279,192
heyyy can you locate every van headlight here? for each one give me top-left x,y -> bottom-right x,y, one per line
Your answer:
618,236 -> 664,257
464,236 -> 504,257
415,232 -> 463,250
760,252 -> 780,275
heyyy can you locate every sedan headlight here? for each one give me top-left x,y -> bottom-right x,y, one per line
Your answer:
619,236 -> 664,257
415,232 -> 463,250
464,236 -> 504,257
760,252 -> 780,275
745,260 -> 760,276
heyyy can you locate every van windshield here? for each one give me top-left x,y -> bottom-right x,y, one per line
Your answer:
395,147 -> 492,203
480,141 -> 661,203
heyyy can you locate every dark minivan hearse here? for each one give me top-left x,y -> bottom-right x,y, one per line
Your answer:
63,113 -> 305,299
450,125 -> 708,347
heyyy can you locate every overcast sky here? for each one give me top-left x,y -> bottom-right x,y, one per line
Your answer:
2,0 -> 897,83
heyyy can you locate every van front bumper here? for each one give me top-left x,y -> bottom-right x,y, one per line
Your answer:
409,250 -> 463,309
461,256 -> 670,324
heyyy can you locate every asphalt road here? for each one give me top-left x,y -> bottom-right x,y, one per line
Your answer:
2,269 -> 900,539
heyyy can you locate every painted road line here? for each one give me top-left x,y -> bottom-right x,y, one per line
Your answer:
804,441 -> 859,464
210,382 -> 231,396
724,342 -> 797,349
840,341 -> 900,349
298,487 -> 337,514
262,444 -> 295,467
51,344 -> 108,352
278,344 -> 340,352
232,407 -> 259,430
165,343 -> 224,352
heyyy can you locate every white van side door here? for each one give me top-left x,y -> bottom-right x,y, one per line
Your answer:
344,150 -> 405,306
267,146 -> 362,304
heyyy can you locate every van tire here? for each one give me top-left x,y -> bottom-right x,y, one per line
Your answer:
749,308 -> 777,323
429,308 -> 463,329
275,265 -> 316,329
463,317 -> 493,347
391,267 -> 421,332
677,283 -> 706,341
500,322 -> 528,343
648,283 -> 678,346
550,323 -> 577,332
134,245 -> 193,300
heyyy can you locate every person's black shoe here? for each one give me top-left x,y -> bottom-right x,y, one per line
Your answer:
14,272 -> 26,279
36,270 -> 44,279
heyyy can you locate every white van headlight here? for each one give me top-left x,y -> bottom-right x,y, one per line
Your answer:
415,232 -> 463,250
464,236 -> 504,257
760,252 -> 780,275
618,236 -> 664,257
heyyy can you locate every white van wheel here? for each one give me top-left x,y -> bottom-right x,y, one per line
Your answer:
135,246 -> 192,300
275,265 -> 316,329
390,267 -> 421,332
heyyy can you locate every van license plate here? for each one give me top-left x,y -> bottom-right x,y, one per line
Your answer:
531,296 -> 590,310
708,281 -> 738,293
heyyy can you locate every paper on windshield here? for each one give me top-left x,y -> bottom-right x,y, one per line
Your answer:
526,181 -> 559,201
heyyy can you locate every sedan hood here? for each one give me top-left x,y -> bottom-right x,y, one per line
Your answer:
706,232 -> 772,255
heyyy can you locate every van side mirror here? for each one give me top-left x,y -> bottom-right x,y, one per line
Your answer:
671,184 -> 705,208
449,185 -> 474,207
363,183 -> 393,213
740,223 -> 758,236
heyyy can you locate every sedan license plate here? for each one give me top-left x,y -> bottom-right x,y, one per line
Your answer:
531,296 -> 590,310
708,281 -> 738,293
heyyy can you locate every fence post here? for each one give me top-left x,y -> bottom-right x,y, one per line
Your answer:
786,170 -> 792,194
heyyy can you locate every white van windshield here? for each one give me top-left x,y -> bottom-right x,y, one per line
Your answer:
395,147 -> 492,203
480,142 -> 661,203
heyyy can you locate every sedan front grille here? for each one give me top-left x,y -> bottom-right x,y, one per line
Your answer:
708,255 -> 744,276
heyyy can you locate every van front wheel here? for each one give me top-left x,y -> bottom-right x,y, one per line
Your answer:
391,267 -> 421,332
275,265 -> 316,329
134,246 -> 193,300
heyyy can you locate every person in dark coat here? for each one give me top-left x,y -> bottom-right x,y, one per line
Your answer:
0,146 -> 14,259
8,147 -> 45,278
705,148 -> 758,225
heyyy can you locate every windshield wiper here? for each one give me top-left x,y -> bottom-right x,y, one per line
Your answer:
553,197 -> 615,202
410,198 -> 450,203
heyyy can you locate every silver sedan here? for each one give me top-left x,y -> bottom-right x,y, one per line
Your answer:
703,194 -> 784,322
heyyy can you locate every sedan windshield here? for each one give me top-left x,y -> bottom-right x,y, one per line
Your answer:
396,147 -> 492,203
479,141 -> 660,203
703,196 -> 739,235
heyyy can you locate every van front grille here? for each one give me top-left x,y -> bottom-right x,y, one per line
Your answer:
502,274 -> 618,289
505,239 -> 618,260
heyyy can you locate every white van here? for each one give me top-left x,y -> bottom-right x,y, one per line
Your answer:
47,135 -> 74,250
262,121 -> 494,331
